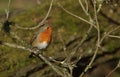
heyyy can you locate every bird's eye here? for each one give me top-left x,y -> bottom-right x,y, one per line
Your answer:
47,27 -> 49,29
47,26 -> 51,30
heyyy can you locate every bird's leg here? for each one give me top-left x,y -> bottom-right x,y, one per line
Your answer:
29,47 -> 39,58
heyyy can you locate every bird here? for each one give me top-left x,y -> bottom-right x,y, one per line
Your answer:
31,25 -> 52,49
29,25 -> 52,57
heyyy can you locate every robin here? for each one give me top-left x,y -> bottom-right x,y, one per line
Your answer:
30,25 -> 52,57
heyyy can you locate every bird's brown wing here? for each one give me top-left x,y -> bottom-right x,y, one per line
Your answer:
30,29 -> 43,45
30,25 -> 48,45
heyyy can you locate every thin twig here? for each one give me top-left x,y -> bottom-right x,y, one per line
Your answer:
106,60 -> 120,77
58,1 -> 94,65
78,0 -> 89,16
5,0 -> 11,20
93,0 -> 100,47
80,0 -> 101,77
107,26 -> 120,34
96,0 -> 103,13
85,0 -> 89,13
79,46 -> 99,77
60,0 -> 94,72
15,0 -> 54,30
76,0 -> 94,52
58,3 -> 97,29
3,42 -> 32,52
108,35 -> 120,39
100,26 -> 120,43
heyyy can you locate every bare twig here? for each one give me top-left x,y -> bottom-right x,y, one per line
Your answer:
96,0 -> 103,12
58,0 -> 94,65
56,1 -> 95,75
93,0 -> 100,47
75,0 -> 94,52
58,3 -> 97,29
108,35 -> 120,39
57,2 -> 96,66
100,26 -> 120,43
15,0 -> 54,30
85,0 -> 89,12
79,46 -> 99,77
106,60 -> 120,77
80,0 -> 101,77
3,42 -> 32,52
5,0 -> 11,20
107,26 -> 120,35
78,0 -> 89,16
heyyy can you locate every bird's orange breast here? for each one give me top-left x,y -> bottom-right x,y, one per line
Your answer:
38,28 -> 52,43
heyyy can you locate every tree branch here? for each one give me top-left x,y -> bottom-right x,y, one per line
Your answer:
15,0 -> 54,30
2,42 -> 65,77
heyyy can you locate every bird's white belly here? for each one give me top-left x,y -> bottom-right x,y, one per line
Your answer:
37,41 -> 48,49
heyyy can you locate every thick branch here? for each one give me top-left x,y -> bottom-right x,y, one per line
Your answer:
2,42 -> 65,77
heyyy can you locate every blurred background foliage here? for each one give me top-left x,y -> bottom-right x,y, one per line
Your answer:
0,0 -> 120,77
